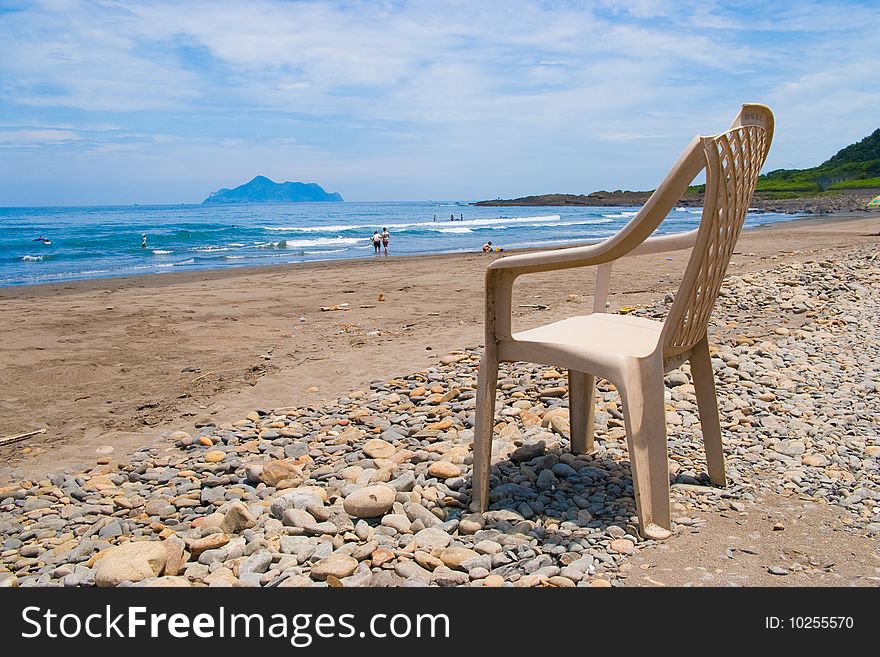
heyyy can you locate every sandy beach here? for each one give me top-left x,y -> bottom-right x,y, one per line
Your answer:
1,213 -> 878,483
1,213 -> 878,589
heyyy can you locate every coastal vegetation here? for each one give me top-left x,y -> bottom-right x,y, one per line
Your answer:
756,128 -> 880,195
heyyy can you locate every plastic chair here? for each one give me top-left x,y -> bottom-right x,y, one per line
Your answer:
471,104 -> 774,539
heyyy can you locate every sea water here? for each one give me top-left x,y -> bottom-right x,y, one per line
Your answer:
0,201 -> 801,287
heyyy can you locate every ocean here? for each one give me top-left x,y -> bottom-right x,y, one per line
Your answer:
0,201 -> 802,287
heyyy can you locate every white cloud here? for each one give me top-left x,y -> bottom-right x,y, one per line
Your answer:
0,128 -> 80,146
0,0 -> 878,202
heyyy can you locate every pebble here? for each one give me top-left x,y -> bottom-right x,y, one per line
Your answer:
310,554 -> 359,581
94,542 -> 168,587
439,547 -> 480,569
363,439 -> 396,459
767,566 -> 789,576
343,485 -> 395,518
458,514 -> 485,534
258,460 -> 303,487
609,539 -> 636,555
427,461 -> 460,479
220,502 -> 257,534
412,528 -> 452,550
188,534 -> 230,557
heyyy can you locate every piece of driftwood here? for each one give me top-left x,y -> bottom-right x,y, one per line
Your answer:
190,371 -> 215,384
0,428 -> 47,447
518,304 -> 549,310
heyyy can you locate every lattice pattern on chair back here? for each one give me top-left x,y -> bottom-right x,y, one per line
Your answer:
662,125 -> 770,356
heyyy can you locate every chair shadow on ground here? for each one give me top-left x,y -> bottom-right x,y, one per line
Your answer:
463,436 -> 718,542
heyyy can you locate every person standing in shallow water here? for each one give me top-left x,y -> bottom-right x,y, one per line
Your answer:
381,227 -> 390,256
141,234 -> 147,248
371,231 -> 382,255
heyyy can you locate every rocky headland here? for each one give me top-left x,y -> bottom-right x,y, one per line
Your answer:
473,188 -> 880,215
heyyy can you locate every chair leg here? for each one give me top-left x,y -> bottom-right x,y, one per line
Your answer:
470,349 -> 500,513
568,370 -> 595,454
690,335 -> 726,486
619,359 -> 671,535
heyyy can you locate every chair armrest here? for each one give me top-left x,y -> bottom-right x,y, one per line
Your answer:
483,135 -> 706,344
484,228 -> 700,341
487,226 -> 698,277
626,228 -> 698,256
486,238 -> 611,276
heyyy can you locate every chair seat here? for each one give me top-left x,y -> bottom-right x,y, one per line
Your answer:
506,313 -> 663,368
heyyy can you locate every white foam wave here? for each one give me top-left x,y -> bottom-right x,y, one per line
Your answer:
262,214 -> 565,235
601,211 -> 639,218
304,248 -> 347,254
152,249 -> 172,255
286,237 -> 361,248
192,245 -> 229,252
264,224 -> 353,233
501,234 -> 616,250
436,227 -> 473,234
223,255 -> 245,260
18,267 -> 110,281
173,258 -> 195,266
21,255 -> 44,261
256,236 -> 361,249
531,218 -> 613,228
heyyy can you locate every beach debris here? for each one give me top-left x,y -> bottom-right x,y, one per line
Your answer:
320,303 -> 350,312
518,304 -> 549,310
378,293 -> 386,302
189,371 -> 214,384
0,428 -> 46,447
618,306 -> 638,314
299,316 -> 306,322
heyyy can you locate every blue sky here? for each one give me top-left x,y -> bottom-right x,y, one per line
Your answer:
1,0 -> 878,205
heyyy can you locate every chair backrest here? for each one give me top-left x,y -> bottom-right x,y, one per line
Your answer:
661,105 -> 774,357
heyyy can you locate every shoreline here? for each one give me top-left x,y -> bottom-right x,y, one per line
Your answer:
1,211 -> 874,299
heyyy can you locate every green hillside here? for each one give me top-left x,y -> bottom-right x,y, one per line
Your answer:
755,128 -> 880,193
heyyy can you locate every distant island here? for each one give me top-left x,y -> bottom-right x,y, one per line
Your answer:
203,175 -> 343,204
473,127 -> 880,214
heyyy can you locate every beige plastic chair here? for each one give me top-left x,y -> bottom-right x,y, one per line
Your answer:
471,104 -> 774,539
